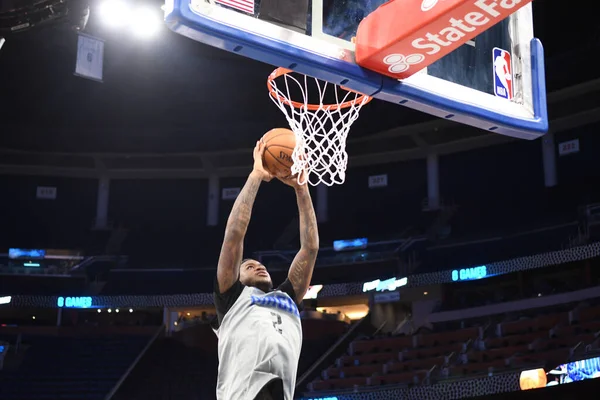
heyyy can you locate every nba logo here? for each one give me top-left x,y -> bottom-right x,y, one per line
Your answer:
493,48 -> 513,100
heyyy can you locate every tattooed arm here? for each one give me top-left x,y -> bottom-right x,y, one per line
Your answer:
280,176 -> 319,303
217,140 -> 272,293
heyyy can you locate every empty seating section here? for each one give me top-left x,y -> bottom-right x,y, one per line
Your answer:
0,334 -> 150,400
351,335 -> 414,356
309,327 -> 479,391
403,342 -> 465,362
298,321 -> 348,376
337,352 -> 395,368
325,364 -> 382,379
307,303 -> 600,395
450,306 -> 600,377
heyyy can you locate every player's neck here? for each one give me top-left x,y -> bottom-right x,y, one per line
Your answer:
251,282 -> 273,293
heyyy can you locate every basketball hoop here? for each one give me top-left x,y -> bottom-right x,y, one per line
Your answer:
267,67 -> 372,187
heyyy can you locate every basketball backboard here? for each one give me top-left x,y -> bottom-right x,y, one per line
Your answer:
164,0 -> 547,139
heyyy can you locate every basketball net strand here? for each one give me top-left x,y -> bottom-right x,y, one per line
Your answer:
269,73 -> 370,187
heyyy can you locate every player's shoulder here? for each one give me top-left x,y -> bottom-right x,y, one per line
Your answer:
275,279 -> 304,310
275,278 -> 295,298
214,276 -> 244,296
213,278 -> 248,326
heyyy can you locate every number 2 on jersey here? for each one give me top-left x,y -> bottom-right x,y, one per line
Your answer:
270,312 -> 282,334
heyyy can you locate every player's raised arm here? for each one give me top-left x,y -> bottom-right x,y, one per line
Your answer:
279,173 -> 319,303
217,140 -> 272,293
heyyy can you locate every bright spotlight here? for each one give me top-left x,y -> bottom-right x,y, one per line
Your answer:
99,0 -> 131,28
131,7 -> 161,38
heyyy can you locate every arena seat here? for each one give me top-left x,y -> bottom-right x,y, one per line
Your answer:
385,356 -> 444,373
349,335 -> 413,355
571,320 -> 600,335
511,347 -> 572,367
577,304 -> 600,322
555,323 -> 596,339
367,370 -> 427,386
402,342 -> 464,361
308,377 -> 368,391
534,336 -> 581,351
487,331 -> 542,348
323,364 -> 382,379
499,318 -> 538,335
450,358 -> 509,376
534,312 -> 570,331
471,345 -> 529,362
417,327 -> 480,347
337,352 -> 397,367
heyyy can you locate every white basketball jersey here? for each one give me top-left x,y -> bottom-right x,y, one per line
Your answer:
214,285 -> 303,400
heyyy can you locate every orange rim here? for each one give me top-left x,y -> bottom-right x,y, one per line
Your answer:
267,67 -> 372,111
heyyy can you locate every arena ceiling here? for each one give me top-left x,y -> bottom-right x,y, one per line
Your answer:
0,0 -> 598,179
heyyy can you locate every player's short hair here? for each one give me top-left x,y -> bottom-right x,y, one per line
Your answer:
239,258 -> 252,270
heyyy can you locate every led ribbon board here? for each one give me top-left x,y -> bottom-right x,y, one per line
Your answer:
452,265 -> 488,281
57,296 -> 93,308
363,277 -> 408,292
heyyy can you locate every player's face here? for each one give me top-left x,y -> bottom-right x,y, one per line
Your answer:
239,259 -> 273,292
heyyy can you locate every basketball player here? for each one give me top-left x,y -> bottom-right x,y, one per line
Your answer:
212,139 -> 319,400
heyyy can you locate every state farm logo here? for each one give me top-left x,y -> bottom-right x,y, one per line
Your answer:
421,0 -> 445,11
373,0 -> 530,78
383,53 -> 425,73
412,0 -> 526,56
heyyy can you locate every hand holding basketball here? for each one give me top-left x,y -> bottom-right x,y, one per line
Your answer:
252,140 -> 273,182
278,168 -> 307,189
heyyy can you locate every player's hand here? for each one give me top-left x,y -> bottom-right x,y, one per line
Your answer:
252,140 -> 273,182
278,169 -> 308,189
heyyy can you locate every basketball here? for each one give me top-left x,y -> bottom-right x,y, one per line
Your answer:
262,128 -> 296,178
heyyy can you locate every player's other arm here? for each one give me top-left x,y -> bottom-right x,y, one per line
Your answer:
284,177 -> 319,303
217,140 -> 272,293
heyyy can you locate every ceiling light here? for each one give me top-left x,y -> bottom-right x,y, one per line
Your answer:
131,7 -> 161,38
98,0 -> 131,28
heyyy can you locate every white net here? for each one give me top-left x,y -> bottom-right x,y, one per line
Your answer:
268,68 -> 371,187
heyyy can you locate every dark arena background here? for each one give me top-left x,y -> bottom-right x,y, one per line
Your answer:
1,0 -> 600,399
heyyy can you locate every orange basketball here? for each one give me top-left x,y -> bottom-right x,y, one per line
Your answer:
262,128 -> 296,178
